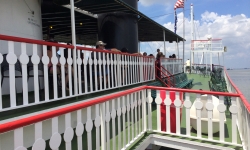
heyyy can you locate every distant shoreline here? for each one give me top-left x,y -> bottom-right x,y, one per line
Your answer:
227,68 -> 250,70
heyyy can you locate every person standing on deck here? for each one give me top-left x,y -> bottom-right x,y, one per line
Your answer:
185,59 -> 190,74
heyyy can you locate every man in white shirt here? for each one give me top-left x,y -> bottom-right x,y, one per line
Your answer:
185,59 -> 190,73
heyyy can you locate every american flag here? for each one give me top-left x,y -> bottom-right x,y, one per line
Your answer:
174,0 -> 184,10
174,0 -> 185,33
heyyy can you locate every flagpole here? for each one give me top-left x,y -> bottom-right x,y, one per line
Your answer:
182,7 -> 185,72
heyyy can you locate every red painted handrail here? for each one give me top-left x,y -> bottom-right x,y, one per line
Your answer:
224,69 -> 250,112
0,34 -> 74,49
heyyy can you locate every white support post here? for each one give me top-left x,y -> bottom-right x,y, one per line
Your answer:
163,30 -> 166,56
70,0 -> 78,95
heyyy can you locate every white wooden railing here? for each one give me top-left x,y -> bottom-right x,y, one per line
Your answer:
160,58 -> 183,75
0,34 -> 155,111
0,86 -> 246,150
224,69 -> 250,150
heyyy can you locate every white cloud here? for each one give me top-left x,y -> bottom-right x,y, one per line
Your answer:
139,0 -> 176,7
141,11 -> 250,68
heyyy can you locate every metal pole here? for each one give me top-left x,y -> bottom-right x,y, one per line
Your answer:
190,4 -> 194,73
218,52 -> 220,65
70,0 -> 78,94
183,7 -> 185,72
163,30 -> 166,56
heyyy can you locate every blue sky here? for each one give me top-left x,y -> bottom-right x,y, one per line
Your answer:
138,0 -> 250,68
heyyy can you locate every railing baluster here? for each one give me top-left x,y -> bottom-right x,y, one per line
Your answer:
7,41 -> 17,107
98,52 -> 102,90
206,95 -> 214,140
60,47 -> 66,97
126,95 -> 131,144
138,91 -> 142,135
165,91 -> 171,133
142,90 -> 147,132
134,92 -> 138,137
20,43 -> 29,105
105,101 -> 110,150
195,94 -> 202,138
218,96 -> 226,142
76,110 -> 84,150
174,92 -> 182,135
102,53 -> 106,90
117,97 -> 121,150
0,54 -> 2,109
42,45 -> 49,101
110,54 -> 114,88
184,93 -> 191,136
131,93 -> 134,141
50,117 -> 61,150
114,54 -> 117,87
67,48 -> 73,96
100,102 -> 106,150
88,55 -> 93,92
14,128 -> 25,150
33,122 -> 46,149
111,99 -> 116,150
77,50 -> 82,94
95,104 -> 101,150
64,113 -> 74,150
230,97 -> 238,144
86,107 -> 93,150
83,50 -> 88,93
155,90 -> 162,131
147,89 -> 153,130
51,46 -> 58,99
107,54 -> 111,89
122,96 -> 126,148
94,51 -> 98,91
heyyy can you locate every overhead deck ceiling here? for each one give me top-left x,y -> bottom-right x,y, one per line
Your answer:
41,0 -> 185,45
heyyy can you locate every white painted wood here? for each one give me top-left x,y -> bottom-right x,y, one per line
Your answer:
139,57 -> 143,82
50,117 -> 61,150
164,91 -> 171,133
20,43 -> 29,105
93,51 -> 98,91
0,54 -> 2,109
174,92 -> 182,135
230,97 -> 237,144
76,110 -> 84,150
106,54 -> 111,89
124,55 -> 128,86
117,54 -> 121,87
98,52 -> 103,90
131,93 -> 135,141
218,96 -> 226,142
94,104 -> 101,150
110,54 -> 114,88
67,48 -> 73,95
64,113 -> 74,150
60,48 -> 66,97
130,56 -> 133,85
88,55 -> 93,92
121,96 -> 126,148
77,50 -> 82,94
195,94 -> 202,138
86,107 -> 93,150
206,95 -> 214,140
102,53 -> 107,90
100,102 -> 106,150
114,54 -> 117,87
14,128 -> 24,149
117,97 -> 122,150
7,41 -> 17,107
32,122 -> 46,150
138,91 -> 142,135
111,99 -> 116,150
126,95 -> 131,144
134,92 -> 138,137
105,101 -> 111,150
147,89 -> 153,130
183,93 -> 192,136
142,90 -> 147,132
42,45 -> 49,101
83,50 -> 88,93
155,90 -> 162,131
147,58 -> 150,81
51,46 -> 58,99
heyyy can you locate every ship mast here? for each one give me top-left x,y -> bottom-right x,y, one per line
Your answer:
190,4 -> 194,71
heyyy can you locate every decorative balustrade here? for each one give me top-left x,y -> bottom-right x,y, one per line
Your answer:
160,58 -> 183,75
0,34 -> 155,111
0,86 -> 246,150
